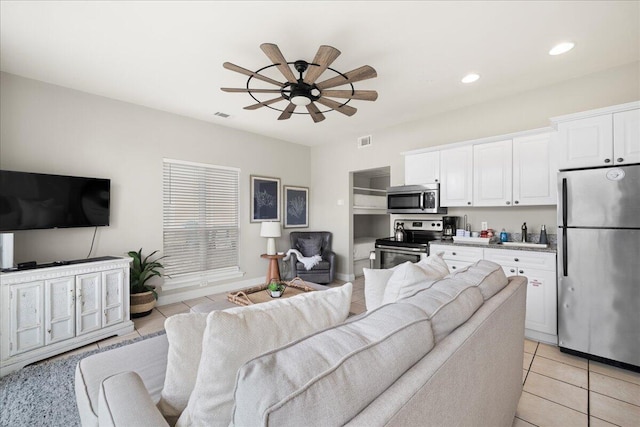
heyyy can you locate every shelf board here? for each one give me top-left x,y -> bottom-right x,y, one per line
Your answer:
353,186 -> 387,194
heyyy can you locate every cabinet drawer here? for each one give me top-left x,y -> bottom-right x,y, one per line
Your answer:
430,245 -> 483,263
484,248 -> 555,271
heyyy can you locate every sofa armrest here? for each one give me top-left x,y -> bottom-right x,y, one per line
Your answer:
98,371 -> 169,427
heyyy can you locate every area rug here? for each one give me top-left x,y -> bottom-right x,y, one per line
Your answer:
0,331 -> 165,426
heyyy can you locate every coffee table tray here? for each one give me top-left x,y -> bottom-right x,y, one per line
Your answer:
227,277 -> 317,306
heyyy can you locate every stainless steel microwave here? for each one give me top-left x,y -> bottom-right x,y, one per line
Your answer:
387,184 -> 448,214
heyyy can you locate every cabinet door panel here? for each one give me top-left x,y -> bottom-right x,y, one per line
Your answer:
473,140 -> 512,206
76,273 -> 102,335
558,115 -> 613,169
45,277 -> 75,344
10,282 -> 45,355
521,268 -> 557,336
405,152 -> 440,184
102,269 -> 124,326
613,109 -> 640,165
513,133 -> 557,205
440,146 -> 473,207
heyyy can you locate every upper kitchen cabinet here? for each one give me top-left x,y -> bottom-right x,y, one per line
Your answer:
552,101 -> 640,170
513,132 -> 557,206
440,145 -> 473,207
404,151 -> 440,184
473,139 -> 512,206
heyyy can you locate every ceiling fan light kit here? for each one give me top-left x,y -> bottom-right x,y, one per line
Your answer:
221,43 -> 378,122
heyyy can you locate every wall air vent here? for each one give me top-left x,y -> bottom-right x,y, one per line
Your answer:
357,135 -> 372,148
214,112 -> 230,118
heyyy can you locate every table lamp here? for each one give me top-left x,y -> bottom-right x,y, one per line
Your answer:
260,221 -> 281,255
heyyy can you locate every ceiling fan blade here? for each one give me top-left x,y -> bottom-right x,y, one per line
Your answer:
260,43 -> 297,84
244,96 -> 285,110
223,62 -> 284,87
278,103 -> 296,120
303,45 -> 341,85
221,88 -> 283,93
315,65 -> 377,90
315,97 -> 357,117
321,90 -> 378,101
306,103 -> 326,123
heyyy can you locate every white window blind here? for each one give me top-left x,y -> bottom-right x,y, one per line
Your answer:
163,159 -> 240,283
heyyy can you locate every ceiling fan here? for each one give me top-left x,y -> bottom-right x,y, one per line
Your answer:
221,43 -> 378,123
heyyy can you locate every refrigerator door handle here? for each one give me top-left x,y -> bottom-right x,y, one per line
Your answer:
562,227 -> 568,276
562,177 -> 568,227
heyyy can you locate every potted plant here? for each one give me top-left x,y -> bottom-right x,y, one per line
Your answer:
128,248 -> 166,318
266,279 -> 286,298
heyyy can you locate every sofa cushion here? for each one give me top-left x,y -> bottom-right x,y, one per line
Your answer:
231,302 -> 435,427
177,282 -> 352,427
401,278 -> 484,342
157,313 -> 207,417
381,254 -> 449,305
297,235 -> 322,256
448,260 -> 508,300
363,254 -> 449,311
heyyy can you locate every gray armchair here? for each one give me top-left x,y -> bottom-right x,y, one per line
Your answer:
288,231 -> 336,284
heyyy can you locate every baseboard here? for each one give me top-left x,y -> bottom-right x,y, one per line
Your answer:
524,329 -> 557,345
336,272 -> 355,282
157,276 -> 265,306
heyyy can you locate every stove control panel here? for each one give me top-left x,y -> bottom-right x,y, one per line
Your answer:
394,219 -> 443,232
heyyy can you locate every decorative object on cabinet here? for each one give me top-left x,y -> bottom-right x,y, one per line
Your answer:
283,186 -> 309,228
260,222 -> 282,256
128,249 -> 167,318
251,175 -> 281,222
221,43 -> 378,123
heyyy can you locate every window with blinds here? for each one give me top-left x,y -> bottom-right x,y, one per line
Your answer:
163,159 -> 240,287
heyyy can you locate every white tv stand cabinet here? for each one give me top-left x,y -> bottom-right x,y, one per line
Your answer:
0,257 -> 134,376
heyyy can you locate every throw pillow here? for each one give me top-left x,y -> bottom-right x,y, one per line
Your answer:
297,235 -> 322,257
381,262 -> 431,305
415,253 -> 450,278
157,313 -> 208,417
362,266 -> 396,311
176,282 -> 353,427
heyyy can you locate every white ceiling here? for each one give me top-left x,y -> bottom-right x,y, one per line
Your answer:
1,1 -> 638,146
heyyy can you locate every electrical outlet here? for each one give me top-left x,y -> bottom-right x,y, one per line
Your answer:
481,221 -> 488,231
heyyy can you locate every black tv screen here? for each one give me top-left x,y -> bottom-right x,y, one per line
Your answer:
0,170 -> 110,231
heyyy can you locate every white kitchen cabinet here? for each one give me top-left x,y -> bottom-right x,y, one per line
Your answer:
553,103 -> 640,170
473,140 -> 512,207
1,257 -> 133,376
613,109 -> 640,165
484,249 -> 557,343
440,145 -> 473,207
513,132 -> 557,206
405,151 -> 440,185
44,276 -> 75,345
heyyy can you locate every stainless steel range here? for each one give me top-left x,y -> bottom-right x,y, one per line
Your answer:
374,218 -> 443,269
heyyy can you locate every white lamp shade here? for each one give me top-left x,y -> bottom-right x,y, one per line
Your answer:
260,221 -> 281,238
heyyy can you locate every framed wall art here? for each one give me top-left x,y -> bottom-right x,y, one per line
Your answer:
283,186 -> 309,228
250,175 -> 281,222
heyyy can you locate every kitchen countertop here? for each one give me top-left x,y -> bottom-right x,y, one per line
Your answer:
429,240 -> 557,254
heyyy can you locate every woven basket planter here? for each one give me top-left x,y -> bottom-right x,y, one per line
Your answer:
130,290 -> 156,318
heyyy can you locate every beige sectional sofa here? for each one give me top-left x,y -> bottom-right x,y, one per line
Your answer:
75,260 -> 526,427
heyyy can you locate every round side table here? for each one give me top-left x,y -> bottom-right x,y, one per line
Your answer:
261,253 -> 285,284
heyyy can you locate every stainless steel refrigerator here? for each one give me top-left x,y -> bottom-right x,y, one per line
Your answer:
557,164 -> 640,369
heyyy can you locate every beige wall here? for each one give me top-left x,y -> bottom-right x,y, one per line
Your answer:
0,72 -> 310,291
309,61 -> 640,278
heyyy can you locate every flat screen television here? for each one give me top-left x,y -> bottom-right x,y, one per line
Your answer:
0,170 -> 110,231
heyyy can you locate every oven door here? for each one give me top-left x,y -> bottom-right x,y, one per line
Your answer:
375,245 -> 428,269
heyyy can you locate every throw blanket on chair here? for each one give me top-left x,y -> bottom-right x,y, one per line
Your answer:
283,249 -> 322,270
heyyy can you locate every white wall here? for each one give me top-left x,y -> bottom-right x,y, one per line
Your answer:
310,61 -> 640,278
0,72 -> 310,293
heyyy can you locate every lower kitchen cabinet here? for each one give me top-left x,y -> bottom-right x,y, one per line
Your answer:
1,257 -> 134,376
430,244 -> 557,344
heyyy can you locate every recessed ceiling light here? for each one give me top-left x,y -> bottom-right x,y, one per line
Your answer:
461,73 -> 480,84
549,42 -> 575,56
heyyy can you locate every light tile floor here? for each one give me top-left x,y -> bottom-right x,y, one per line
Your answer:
51,276 -> 640,426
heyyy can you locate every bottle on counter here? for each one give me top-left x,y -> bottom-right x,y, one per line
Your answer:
500,228 -> 508,242
521,222 -> 528,242
539,224 -> 548,245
